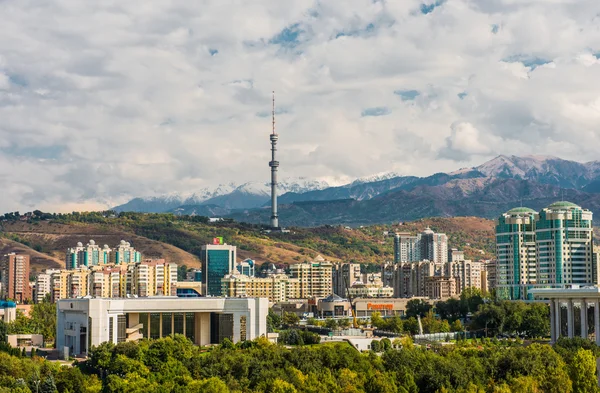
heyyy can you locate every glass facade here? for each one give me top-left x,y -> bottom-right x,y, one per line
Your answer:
205,250 -> 234,296
150,313 -> 161,339
162,313 -> 172,336
139,313 -> 148,339
185,313 -> 195,343
210,313 -> 233,344
174,313 -> 184,335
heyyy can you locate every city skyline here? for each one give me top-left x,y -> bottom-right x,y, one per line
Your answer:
1,1 -> 600,213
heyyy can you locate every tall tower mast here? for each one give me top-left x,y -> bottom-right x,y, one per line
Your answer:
269,91 -> 279,229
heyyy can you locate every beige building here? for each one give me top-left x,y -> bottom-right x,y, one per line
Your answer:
51,260 -> 177,301
353,297 -> 430,317
332,263 -> 361,296
347,284 -> 393,298
424,276 -> 456,299
221,274 -> 301,303
289,256 -> 333,298
446,260 -> 483,292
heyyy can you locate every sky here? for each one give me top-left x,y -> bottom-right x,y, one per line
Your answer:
1,0 -> 600,213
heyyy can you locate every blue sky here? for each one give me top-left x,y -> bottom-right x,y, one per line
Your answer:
1,0 -> 600,212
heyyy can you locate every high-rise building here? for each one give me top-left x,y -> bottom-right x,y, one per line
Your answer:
481,260 -> 497,294
289,256 -> 333,298
448,248 -> 465,262
66,240 -> 112,269
419,228 -> 448,263
393,233 -> 421,263
535,201 -> 594,287
391,261 -> 445,298
113,240 -> 141,265
495,207 -> 537,300
332,263 -> 361,296
446,260 -> 483,292
1,253 -> 31,303
35,269 -> 60,303
201,244 -> 236,296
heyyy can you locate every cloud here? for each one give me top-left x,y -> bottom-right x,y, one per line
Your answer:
439,122 -> 493,161
1,0 -> 600,212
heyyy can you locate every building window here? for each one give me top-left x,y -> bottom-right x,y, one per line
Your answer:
150,313 -> 160,340
109,317 -> 114,343
117,315 -> 126,343
240,316 -> 247,341
185,313 -> 195,343
139,313 -> 148,339
174,313 -> 184,335
162,313 -> 172,337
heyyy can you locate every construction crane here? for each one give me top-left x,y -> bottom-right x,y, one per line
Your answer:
343,274 -> 359,329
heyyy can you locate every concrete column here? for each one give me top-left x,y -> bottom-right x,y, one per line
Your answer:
549,300 -> 556,343
595,301 -> 600,346
581,300 -> 588,339
567,299 -> 574,338
555,300 -> 562,338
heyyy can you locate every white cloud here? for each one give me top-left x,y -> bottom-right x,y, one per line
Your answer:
1,0 -> 600,212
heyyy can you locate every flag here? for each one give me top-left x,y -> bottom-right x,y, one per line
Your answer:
213,237 -> 223,245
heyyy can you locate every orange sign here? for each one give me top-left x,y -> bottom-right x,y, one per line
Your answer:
367,303 -> 394,310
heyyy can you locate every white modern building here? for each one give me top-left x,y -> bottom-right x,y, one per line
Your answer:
531,287 -> 600,345
56,297 -> 268,356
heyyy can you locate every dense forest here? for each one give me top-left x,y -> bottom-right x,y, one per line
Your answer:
0,335 -> 598,393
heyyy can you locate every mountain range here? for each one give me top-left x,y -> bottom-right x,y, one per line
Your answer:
114,155 -> 600,225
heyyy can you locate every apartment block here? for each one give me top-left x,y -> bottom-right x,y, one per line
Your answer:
221,274 -> 301,303
288,256 -> 333,298
332,263 -> 361,296
0,253 -> 31,303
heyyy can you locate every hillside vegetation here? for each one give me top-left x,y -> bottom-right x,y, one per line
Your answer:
0,212 -> 496,270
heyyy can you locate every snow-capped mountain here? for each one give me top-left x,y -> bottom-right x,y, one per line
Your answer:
113,178 -> 330,213
350,172 -> 400,186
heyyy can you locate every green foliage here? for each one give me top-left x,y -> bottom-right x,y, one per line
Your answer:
406,299 -> 432,318
470,301 -> 549,337
282,313 -> 300,327
569,349 -> 598,393
268,310 -> 282,332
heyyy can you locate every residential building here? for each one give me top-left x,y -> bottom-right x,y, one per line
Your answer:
448,248 -> 465,262
495,207 -> 537,300
419,228 -> 448,263
1,253 -> 31,303
535,201 -> 594,287
393,233 -> 421,263
446,260 -> 483,292
221,274 -> 301,303
424,276 -> 456,299
50,260 -> 178,301
391,261 -> 444,298
113,240 -> 141,265
289,256 -> 333,298
333,263 -> 361,296
34,269 -> 60,303
56,297 -> 268,356
481,260 -> 497,294
201,244 -> 236,296
66,240 -> 111,269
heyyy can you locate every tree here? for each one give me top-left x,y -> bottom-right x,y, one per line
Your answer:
282,312 -> 300,327
306,317 -> 317,326
370,340 -> 381,352
267,310 -> 282,332
450,319 -> 463,332
338,318 -> 351,329
460,287 -> 484,317
30,298 -> 56,341
325,318 -> 338,330
439,320 -> 450,333
569,349 -> 597,393
404,317 -> 420,335
406,299 -> 432,318
271,379 -> 298,393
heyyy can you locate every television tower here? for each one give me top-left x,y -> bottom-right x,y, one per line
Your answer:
269,91 -> 279,229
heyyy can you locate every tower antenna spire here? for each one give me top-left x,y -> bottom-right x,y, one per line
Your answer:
272,91 -> 275,135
